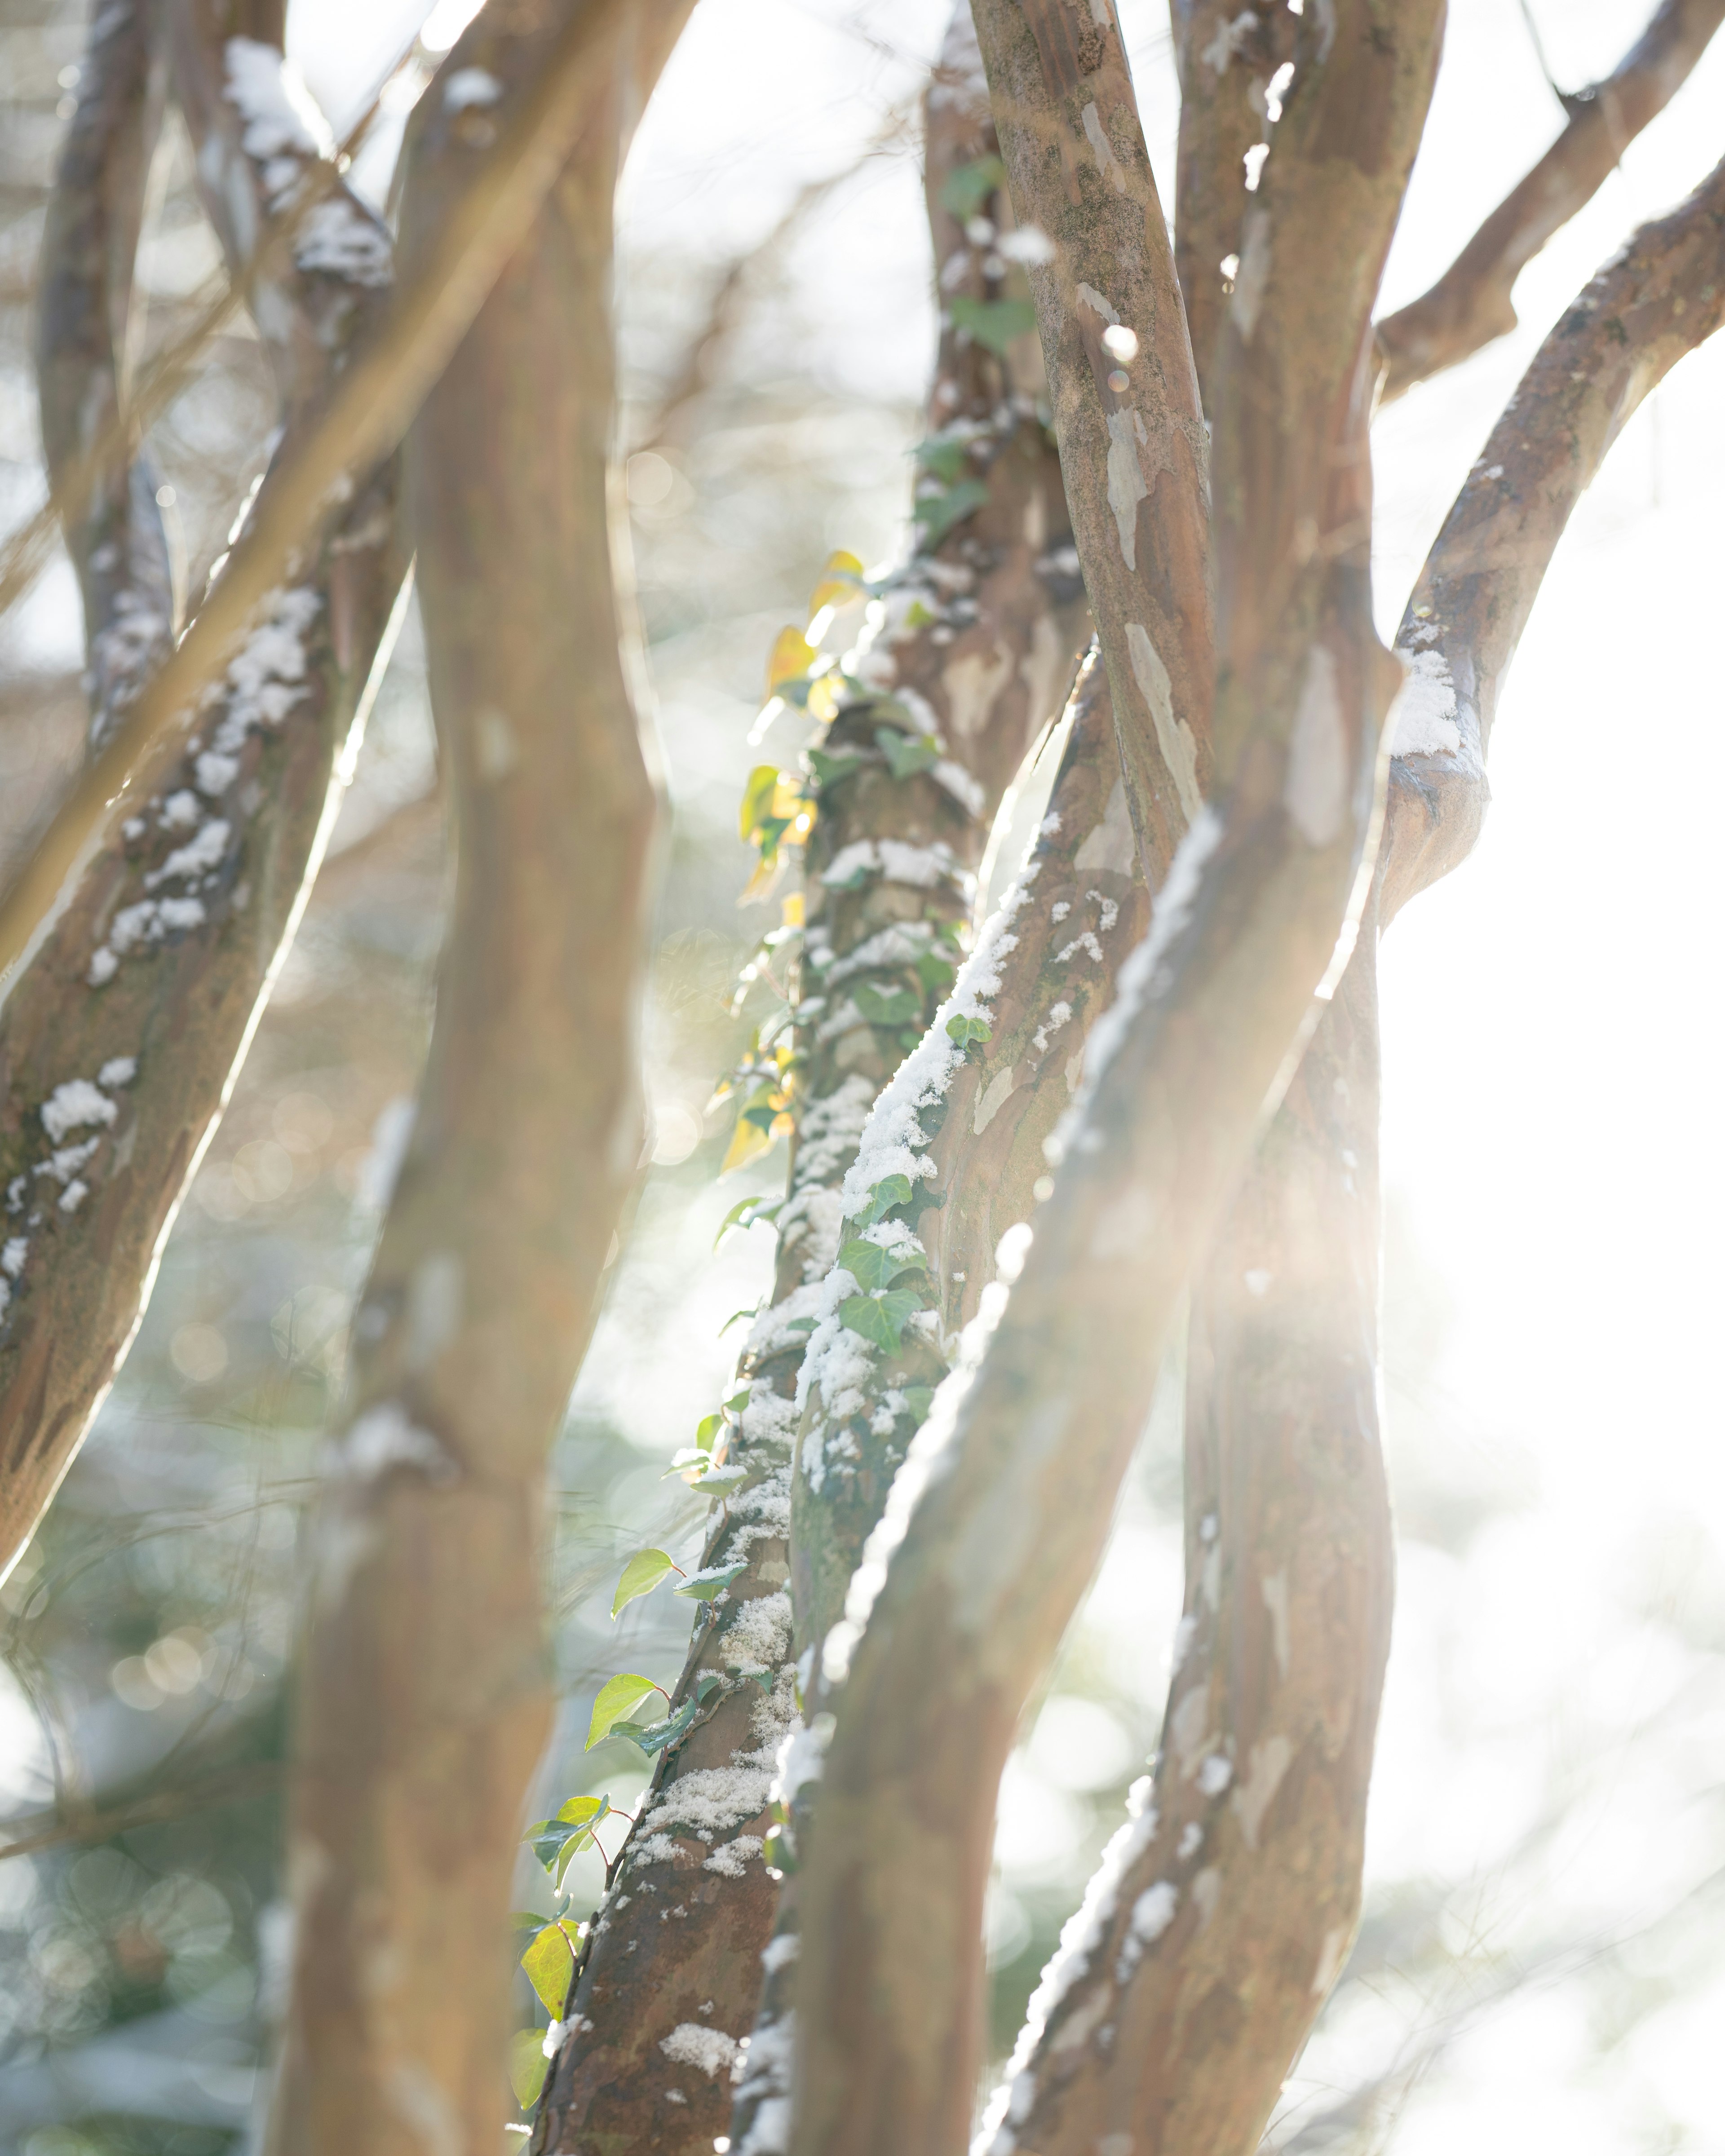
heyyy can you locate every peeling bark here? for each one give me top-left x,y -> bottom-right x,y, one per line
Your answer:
1376,0 -> 1725,402
0,2 -> 403,1584
787,8 -> 1442,2151
971,0 -> 1212,867
977,92 -> 1725,2156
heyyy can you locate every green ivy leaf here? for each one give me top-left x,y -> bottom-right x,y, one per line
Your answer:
854,980 -> 921,1029
520,1920 -> 580,2018
588,1673 -> 662,1750
858,1173 -> 915,1226
839,1237 -> 926,1293
838,1287 -> 924,1352
675,1560 -> 748,1602
946,1012 -> 993,1048
914,477 -> 991,544
941,153 -> 1006,220
612,1548 -> 678,1620
807,747 -> 862,789
901,1383 -> 936,1424
724,1389 -> 752,1413
875,727 -> 942,781
510,2027 -> 550,2109
913,434 -> 973,485
915,951 -> 956,996
713,1196 -> 777,1252
695,1411 -> 725,1447
949,295 -> 1038,356
687,1462 -> 748,1495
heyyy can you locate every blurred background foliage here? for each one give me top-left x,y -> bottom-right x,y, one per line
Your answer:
3,0 -> 1725,2150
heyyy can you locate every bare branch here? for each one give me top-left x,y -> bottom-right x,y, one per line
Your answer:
972,0 -> 1213,872
34,0 -> 174,752
0,17 -> 404,1583
0,0 -> 641,1003
262,5 -> 697,2150
1380,147 -> 1725,920
1169,1 -> 1297,411
1376,0 -> 1725,402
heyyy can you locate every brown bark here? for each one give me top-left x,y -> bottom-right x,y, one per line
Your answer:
977,938 -> 1389,2156
787,8 -> 1442,2150
978,109 -> 1725,2156
971,0 -> 1213,867
1380,145 -> 1725,921
261,8 -> 693,2154
532,14 -> 1092,2148
0,4 -> 404,1584
0,0 -> 641,998
34,0 -> 174,753
1376,0 -> 1725,402
1169,0 -> 1297,410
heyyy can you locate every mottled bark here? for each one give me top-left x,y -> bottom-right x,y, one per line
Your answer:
0,5 -> 403,1584
977,941 -> 1389,2156
34,0 -> 174,753
1380,146 -> 1725,920
971,0 -> 1212,867
1169,0 -> 1296,411
976,95 -> 1725,2156
788,8 -> 1442,2151
263,8 -> 692,2154
0,0 -> 639,996
1376,0 -> 1725,402
532,12 -> 1090,2150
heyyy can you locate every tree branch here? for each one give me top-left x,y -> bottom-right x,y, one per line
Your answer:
261,6 -> 696,2152
0,0 -> 640,1003
1376,0 -> 1725,402
786,6 -> 1442,2151
1380,146 -> 1725,921
977,937 -> 1390,2156
33,0 -> 174,754
534,13 -> 1091,2146
0,9 -> 404,1584
972,0 -> 1212,873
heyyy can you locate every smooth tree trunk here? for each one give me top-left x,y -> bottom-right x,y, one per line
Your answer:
263,4 -> 694,2152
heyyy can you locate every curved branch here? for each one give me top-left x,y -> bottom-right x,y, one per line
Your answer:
1376,0 -> 1725,402
1380,146 -> 1725,921
0,14 -> 404,1582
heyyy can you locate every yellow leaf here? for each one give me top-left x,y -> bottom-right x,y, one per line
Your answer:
766,627 -> 817,700
768,775 -> 805,822
770,1112 -> 796,1139
809,550 -> 865,615
721,1113 -> 774,1176
739,764 -> 780,843
806,672 -> 841,724
520,1922 -> 577,2018
509,2027 -> 549,2108
781,890 -> 804,928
